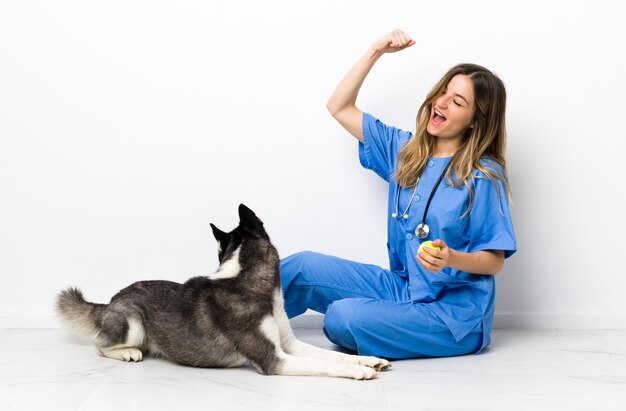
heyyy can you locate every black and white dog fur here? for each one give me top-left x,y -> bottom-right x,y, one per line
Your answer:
56,204 -> 391,379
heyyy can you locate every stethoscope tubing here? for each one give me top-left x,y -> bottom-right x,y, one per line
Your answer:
392,161 -> 452,239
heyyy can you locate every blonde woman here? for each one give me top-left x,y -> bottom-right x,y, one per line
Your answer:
280,29 -> 516,358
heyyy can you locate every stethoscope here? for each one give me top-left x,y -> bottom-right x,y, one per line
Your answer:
391,161 -> 451,239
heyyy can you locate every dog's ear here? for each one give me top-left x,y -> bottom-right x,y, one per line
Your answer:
238,204 -> 264,230
210,223 -> 230,245
238,203 -> 263,226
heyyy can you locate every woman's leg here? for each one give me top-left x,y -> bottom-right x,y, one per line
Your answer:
323,298 -> 483,359
280,251 -> 408,318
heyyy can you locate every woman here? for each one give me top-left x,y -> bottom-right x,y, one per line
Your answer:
280,29 -> 516,359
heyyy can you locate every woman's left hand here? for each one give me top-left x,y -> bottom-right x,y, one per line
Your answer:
416,239 -> 451,273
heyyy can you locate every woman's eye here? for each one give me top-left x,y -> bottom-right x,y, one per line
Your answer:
454,100 -> 462,107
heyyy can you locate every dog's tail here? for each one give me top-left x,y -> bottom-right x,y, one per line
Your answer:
56,287 -> 106,338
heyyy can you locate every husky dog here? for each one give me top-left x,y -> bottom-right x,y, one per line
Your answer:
56,204 -> 390,379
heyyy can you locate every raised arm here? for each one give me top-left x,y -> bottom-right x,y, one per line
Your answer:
326,29 -> 415,143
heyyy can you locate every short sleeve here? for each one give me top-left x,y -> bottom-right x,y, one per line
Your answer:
358,112 -> 412,182
468,161 -> 517,259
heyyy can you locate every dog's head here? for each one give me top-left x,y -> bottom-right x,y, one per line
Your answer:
210,204 -> 269,264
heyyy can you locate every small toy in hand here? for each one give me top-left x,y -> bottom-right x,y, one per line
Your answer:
418,240 -> 440,257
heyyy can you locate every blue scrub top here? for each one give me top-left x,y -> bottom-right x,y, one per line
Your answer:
358,112 -> 517,352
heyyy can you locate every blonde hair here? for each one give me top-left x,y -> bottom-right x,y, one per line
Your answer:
394,63 -> 511,216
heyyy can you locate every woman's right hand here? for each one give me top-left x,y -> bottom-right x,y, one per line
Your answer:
371,29 -> 416,54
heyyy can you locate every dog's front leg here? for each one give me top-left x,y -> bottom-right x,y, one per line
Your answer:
271,290 -> 391,372
258,314 -> 377,379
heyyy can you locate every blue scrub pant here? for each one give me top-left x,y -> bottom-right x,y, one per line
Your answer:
280,251 -> 482,359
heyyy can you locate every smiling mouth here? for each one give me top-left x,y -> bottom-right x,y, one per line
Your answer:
431,108 -> 447,125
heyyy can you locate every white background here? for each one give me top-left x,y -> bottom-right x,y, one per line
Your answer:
1,0 -> 625,328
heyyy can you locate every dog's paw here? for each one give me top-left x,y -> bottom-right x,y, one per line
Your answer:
372,358 -> 391,371
121,348 -> 143,362
358,356 -> 391,371
351,365 -> 378,380
99,346 -> 144,362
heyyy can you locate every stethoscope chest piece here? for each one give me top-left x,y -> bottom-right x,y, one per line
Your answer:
415,223 -> 429,239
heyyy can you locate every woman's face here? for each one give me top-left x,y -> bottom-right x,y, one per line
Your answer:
427,74 -> 476,140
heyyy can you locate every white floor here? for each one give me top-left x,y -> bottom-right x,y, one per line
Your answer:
1,328 -> 625,411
